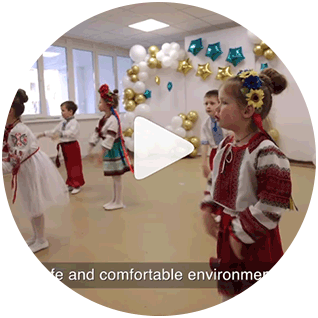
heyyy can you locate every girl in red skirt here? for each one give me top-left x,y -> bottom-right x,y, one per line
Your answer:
38,101 -> 85,194
201,68 -> 294,301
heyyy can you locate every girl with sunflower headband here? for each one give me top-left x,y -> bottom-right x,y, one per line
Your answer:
200,68 -> 294,300
88,84 -> 134,211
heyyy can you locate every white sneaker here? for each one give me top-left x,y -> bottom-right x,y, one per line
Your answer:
26,236 -> 36,246
68,186 -> 74,192
30,240 -> 49,253
71,187 -> 81,195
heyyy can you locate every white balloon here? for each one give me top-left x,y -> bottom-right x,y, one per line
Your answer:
138,72 -> 149,82
165,125 -> 173,132
134,81 -> 146,94
177,49 -> 186,60
162,43 -> 171,54
162,56 -> 172,68
169,49 -> 179,60
156,50 -> 165,61
122,75 -> 131,88
121,120 -> 130,131
135,103 -> 151,117
138,61 -> 148,72
170,59 -> 179,70
171,42 -> 180,51
171,116 -> 183,129
129,45 -> 147,63
174,127 -> 186,138
144,54 -> 150,62
126,139 -> 134,152
123,111 -> 136,126
247,30 -> 261,44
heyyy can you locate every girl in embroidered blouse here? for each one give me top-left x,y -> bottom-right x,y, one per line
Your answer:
2,89 -> 69,253
88,84 -> 133,211
200,68 -> 293,300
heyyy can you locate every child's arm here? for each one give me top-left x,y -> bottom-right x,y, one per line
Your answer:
38,122 -> 61,139
229,144 -> 292,247
60,120 -> 80,140
201,144 -> 210,177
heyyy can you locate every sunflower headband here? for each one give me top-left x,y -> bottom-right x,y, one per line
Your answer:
98,84 -> 117,107
237,70 -> 264,113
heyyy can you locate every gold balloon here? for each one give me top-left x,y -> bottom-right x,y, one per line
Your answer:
184,137 -> 191,142
134,93 -> 146,105
253,45 -> 264,56
127,69 -> 133,76
269,128 -> 279,142
177,58 -> 193,75
179,113 -> 187,122
156,60 -> 162,69
130,74 -> 139,83
196,62 -> 213,80
124,88 -> 135,100
155,76 -> 160,85
148,45 -> 159,56
125,100 -> 136,112
190,137 -> 200,148
260,41 -> 269,50
216,66 -> 233,81
131,65 -> 139,75
147,57 -> 158,69
264,49 -> 275,60
123,128 -> 134,137
183,120 -> 193,131
189,148 -> 198,158
187,111 -> 198,123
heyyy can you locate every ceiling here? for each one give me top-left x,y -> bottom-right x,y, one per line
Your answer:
63,2 -> 239,50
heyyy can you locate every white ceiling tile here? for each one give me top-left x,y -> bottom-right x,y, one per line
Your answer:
85,21 -> 123,32
200,14 -> 233,25
216,22 -> 240,30
105,10 -> 147,25
174,19 -> 211,31
126,2 -> 178,15
150,11 -> 194,25
108,27 -> 143,37
166,3 -> 191,10
181,6 -> 215,18
152,26 -> 186,37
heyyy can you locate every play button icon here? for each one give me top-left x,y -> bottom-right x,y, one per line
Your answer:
134,117 -> 194,180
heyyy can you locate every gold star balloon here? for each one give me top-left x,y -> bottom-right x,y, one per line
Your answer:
196,62 -> 212,80
177,58 -> 193,75
215,66 -> 233,81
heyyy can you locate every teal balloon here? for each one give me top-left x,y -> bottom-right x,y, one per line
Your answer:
167,82 -> 173,92
226,47 -> 245,67
205,42 -> 223,61
188,38 -> 204,56
261,63 -> 269,71
144,89 -> 152,99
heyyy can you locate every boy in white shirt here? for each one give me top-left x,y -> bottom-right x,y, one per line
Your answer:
38,101 -> 85,194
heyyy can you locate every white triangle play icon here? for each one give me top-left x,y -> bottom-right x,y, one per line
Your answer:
134,117 -> 194,180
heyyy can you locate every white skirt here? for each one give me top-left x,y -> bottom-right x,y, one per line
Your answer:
14,150 -> 69,219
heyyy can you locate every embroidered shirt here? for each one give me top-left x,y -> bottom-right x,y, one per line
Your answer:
201,116 -> 228,148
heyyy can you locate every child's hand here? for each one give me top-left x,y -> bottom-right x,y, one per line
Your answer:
202,164 -> 211,178
37,133 -> 45,139
202,207 -> 219,240
51,133 -> 60,141
229,235 -> 244,260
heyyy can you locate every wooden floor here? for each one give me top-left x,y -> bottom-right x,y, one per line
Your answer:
3,157 -> 315,315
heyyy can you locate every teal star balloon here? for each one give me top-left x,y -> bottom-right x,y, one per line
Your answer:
188,38 -> 204,56
144,89 -> 152,99
261,63 -> 269,71
226,47 -> 245,67
206,42 -> 223,61
167,82 -> 173,92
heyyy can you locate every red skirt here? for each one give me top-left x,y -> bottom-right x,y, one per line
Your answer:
60,141 -> 85,188
210,210 -> 284,296
209,148 -> 217,171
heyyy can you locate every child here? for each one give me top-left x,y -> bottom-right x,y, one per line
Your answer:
37,101 -> 85,194
88,84 -> 133,210
2,89 -> 69,253
200,69 -> 292,300
201,90 -> 228,178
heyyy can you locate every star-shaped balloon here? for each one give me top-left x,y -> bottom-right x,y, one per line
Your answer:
177,58 -> 193,75
226,47 -> 245,67
216,66 -> 233,81
205,42 -> 223,61
167,82 -> 173,92
261,63 -> 269,71
144,89 -> 152,99
196,62 -> 213,80
188,38 -> 204,56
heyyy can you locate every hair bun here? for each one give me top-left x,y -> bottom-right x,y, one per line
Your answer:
113,89 -> 119,94
260,68 -> 287,95
17,89 -> 28,103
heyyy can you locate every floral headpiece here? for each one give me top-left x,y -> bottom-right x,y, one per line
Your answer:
98,84 -> 116,107
237,69 -> 264,113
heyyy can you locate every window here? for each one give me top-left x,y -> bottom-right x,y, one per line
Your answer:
73,49 -> 96,114
43,46 -> 69,116
117,56 -> 133,113
98,55 -> 115,91
23,62 -> 40,115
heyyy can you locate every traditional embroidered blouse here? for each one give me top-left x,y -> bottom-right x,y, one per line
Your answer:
201,116 -> 228,148
201,132 -> 292,245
